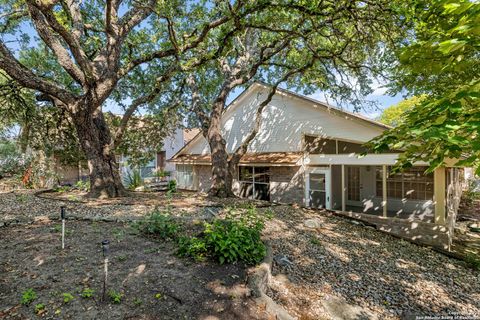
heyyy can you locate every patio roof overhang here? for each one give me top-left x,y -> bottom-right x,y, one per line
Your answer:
304,153 -> 430,166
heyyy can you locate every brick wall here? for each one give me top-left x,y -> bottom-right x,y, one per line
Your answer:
269,166 -> 304,204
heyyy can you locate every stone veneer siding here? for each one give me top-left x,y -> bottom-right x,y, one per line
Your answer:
192,164 -> 304,204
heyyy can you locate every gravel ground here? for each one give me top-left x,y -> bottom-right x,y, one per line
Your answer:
263,206 -> 480,319
1,190 -> 479,319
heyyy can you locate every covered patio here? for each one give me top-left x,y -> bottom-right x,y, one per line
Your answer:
303,153 -> 461,226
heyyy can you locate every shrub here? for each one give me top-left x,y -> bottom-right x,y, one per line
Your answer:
74,180 -> 90,191
463,179 -> 480,206
124,170 -> 143,190
108,290 -> 123,304
167,180 -> 177,194
21,288 -> 37,305
204,216 -> 266,265
134,210 -> 180,240
177,236 -> 209,261
178,206 -> 268,265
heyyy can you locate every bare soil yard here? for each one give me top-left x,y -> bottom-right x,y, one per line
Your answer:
0,220 -> 265,320
1,190 -> 479,319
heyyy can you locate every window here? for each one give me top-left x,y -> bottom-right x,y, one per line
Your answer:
238,166 -> 270,201
140,158 -> 156,178
177,164 -> 194,189
304,135 -> 337,154
376,166 -> 433,200
347,167 -> 360,201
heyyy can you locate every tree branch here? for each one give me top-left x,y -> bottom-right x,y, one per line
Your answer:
26,3 -> 86,85
0,41 -> 77,104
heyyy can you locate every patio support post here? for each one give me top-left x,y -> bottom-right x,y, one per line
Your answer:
434,167 -> 446,224
382,165 -> 387,217
341,165 -> 346,211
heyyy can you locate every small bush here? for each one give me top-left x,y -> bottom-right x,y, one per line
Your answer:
134,210 -> 180,240
74,180 -> 90,191
81,288 -> 94,299
62,292 -> 74,303
124,170 -> 143,190
178,206 -> 268,265
21,288 -> 37,305
108,290 -> 123,304
167,180 -> 177,193
177,236 -> 209,261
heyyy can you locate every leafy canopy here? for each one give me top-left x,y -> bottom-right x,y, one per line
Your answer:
368,0 -> 480,173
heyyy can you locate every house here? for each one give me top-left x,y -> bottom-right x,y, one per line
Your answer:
57,128 -> 199,185
169,82 -> 464,249
118,128 -> 199,183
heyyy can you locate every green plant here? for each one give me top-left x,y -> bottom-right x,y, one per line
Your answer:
62,292 -> 74,303
117,254 -> 128,262
81,288 -> 94,299
108,290 -> 123,304
54,185 -> 72,193
15,194 -> 28,202
465,253 -> 480,271
134,210 -> 180,240
204,217 -> 265,265
133,298 -> 142,306
177,236 -> 208,261
34,303 -> 45,314
124,170 -> 143,190
167,180 -> 177,194
462,179 -> 480,206
74,180 -> 90,191
21,288 -> 37,305
178,206 -> 268,265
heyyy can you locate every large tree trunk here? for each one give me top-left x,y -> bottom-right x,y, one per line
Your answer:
73,107 -> 126,198
207,116 -> 234,198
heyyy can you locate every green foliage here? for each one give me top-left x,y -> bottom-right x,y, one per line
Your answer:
133,298 -> 143,306
74,180 -> 90,191
54,185 -> 72,193
108,290 -> 123,304
369,0 -> 480,173
177,236 -> 209,261
0,140 -> 29,179
465,253 -> 480,271
21,288 -> 37,305
462,179 -> 480,206
81,288 -> 94,299
124,170 -> 143,190
177,206 -> 268,265
378,96 -> 426,127
34,303 -> 45,314
62,293 -> 74,303
167,180 -> 177,194
134,210 -> 180,240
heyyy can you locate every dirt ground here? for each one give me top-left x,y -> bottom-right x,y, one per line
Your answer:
0,220 -> 266,320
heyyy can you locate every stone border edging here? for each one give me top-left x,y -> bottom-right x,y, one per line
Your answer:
247,241 -> 296,320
